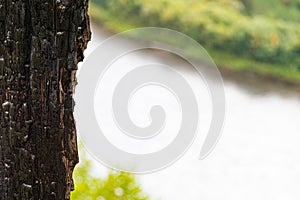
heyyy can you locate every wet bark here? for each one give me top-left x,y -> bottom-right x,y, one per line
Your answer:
0,0 -> 91,199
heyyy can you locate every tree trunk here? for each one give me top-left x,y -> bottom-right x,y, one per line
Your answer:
0,0 -> 91,199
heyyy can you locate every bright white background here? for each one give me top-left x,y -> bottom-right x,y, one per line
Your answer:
76,24 -> 300,200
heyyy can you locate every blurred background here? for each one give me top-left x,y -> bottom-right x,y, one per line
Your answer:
72,0 -> 300,199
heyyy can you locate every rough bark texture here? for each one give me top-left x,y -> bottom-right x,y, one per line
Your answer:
0,0 -> 91,199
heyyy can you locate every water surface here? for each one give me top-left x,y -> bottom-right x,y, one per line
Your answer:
77,24 -> 300,200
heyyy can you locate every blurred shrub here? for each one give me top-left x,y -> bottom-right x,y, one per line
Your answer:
71,153 -> 149,200
95,0 -> 300,68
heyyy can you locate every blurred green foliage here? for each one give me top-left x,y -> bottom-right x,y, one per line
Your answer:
247,0 -> 300,21
89,0 -> 300,83
93,0 -> 300,66
71,150 -> 149,200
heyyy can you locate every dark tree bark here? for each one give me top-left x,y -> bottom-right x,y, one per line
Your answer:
0,0 -> 91,199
